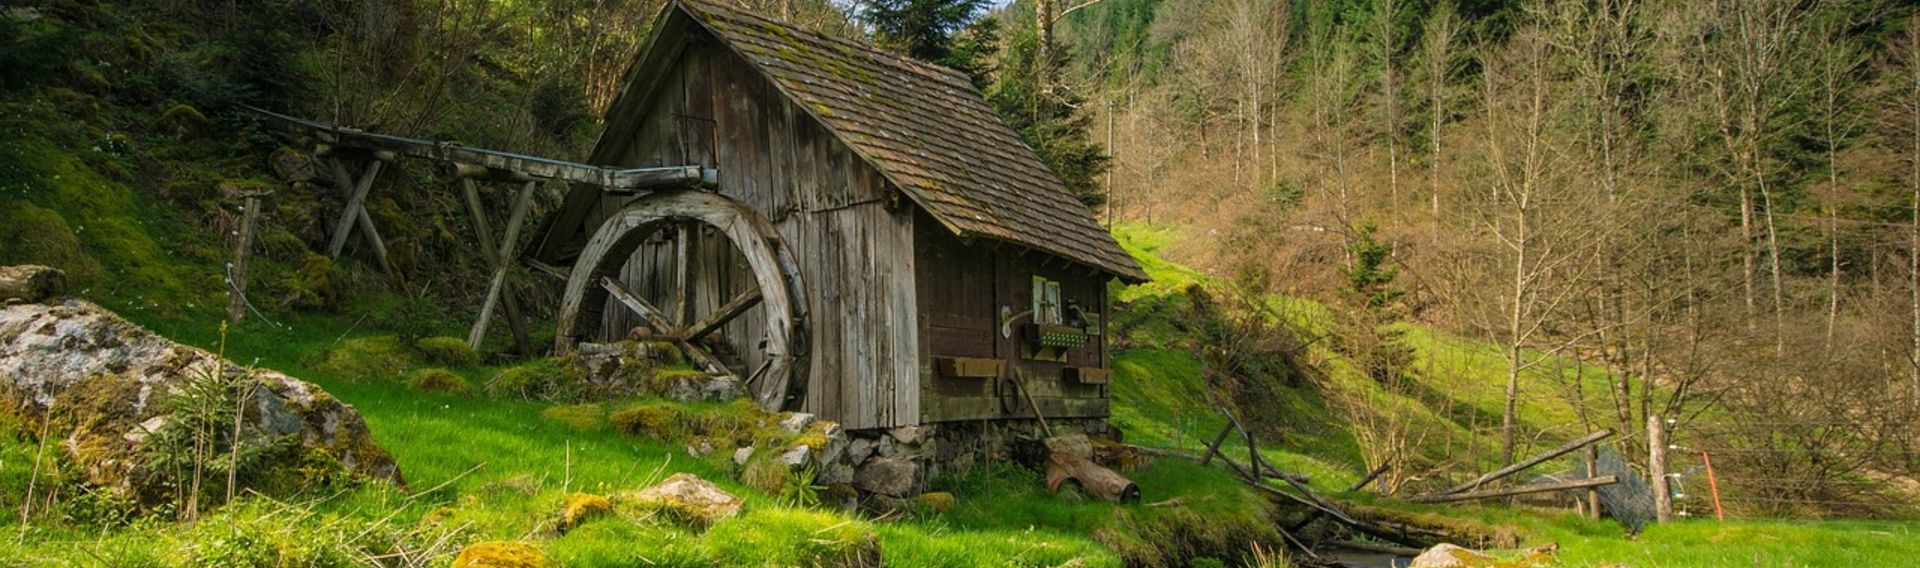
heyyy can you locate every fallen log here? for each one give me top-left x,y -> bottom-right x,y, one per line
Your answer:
1411,476 -> 1619,504
1437,429 -> 1614,496
1130,446 -> 1311,484
1329,540 -> 1425,558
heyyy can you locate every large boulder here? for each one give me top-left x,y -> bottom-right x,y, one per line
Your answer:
0,299 -> 404,502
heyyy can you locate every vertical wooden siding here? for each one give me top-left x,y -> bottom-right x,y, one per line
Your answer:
915,213 -> 1110,423
594,38 -> 919,430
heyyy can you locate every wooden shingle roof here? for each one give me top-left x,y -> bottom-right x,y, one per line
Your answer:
671,0 -> 1146,282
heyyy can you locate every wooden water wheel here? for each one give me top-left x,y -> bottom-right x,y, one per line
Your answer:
554,190 -> 808,411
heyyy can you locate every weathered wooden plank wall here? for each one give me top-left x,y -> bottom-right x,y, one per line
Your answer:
915,211 -> 1109,423
591,38 -> 920,429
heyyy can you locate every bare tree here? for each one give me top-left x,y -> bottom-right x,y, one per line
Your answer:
1414,2 -> 1461,220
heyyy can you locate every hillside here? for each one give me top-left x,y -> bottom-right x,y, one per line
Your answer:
5,1 -> 1920,567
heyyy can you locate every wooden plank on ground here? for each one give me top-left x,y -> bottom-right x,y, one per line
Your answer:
1411,476 -> 1619,504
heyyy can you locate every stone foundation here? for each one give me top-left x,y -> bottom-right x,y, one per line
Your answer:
829,418 -> 1118,499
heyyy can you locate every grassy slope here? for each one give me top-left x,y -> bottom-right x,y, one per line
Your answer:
1106,222 -> 1920,567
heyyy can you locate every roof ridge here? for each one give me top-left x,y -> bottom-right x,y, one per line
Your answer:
674,0 -> 978,89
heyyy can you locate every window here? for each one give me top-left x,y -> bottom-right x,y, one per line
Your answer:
1032,276 -> 1062,325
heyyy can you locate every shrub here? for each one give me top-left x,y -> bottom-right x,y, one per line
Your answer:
407,368 -> 470,395
416,336 -> 479,368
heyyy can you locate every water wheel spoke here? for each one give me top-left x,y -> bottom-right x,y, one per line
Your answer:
680,340 -> 730,376
687,288 -> 762,341
673,223 -> 697,326
600,276 -> 679,337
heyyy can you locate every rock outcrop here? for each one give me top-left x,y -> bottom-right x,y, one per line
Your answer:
621,473 -> 743,529
0,298 -> 404,502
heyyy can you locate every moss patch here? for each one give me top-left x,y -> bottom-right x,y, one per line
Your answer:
416,336 -> 478,368
452,540 -> 550,568
311,335 -> 420,382
406,368 -> 471,395
539,403 -> 606,432
0,202 -> 104,288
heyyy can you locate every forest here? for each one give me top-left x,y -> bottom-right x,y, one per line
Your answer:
2,0 -> 1920,566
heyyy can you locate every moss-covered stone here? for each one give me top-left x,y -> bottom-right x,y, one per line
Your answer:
156,103 -> 207,138
416,336 -> 478,368
312,336 -> 420,382
406,368 -> 470,395
557,492 -> 612,533
451,540 -> 549,568
0,203 -> 104,289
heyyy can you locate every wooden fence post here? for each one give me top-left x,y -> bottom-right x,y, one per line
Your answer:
1649,415 -> 1672,523
225,189 -> 269,323
1585,444 -> 1601,519
1702,451 -> 1725,522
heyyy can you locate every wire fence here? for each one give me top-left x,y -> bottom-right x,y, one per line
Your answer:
1664,419 -> 1920,520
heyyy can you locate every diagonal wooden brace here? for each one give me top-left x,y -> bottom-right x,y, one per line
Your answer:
462,179 -> 536,354
326,159 -> 392,274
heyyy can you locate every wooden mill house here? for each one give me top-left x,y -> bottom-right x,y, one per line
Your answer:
531,0 -> 1147,436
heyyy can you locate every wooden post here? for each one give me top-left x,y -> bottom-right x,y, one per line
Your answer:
1702,451 -> 1724,522
225,191 -> 266,323
1649,415 -> 1672,523
1585,444 -> 1601,519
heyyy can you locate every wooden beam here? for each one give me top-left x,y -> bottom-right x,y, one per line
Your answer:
1437,428 -> 1614,496
679,341 -> 730,377
1410,476 -> 1619,504
686,288 -> 761,341
254,106 -> 704,192
600,276 -> 676,335
326,159 -> 383,260
1200,421 -> 1235,467
1349,460 -> 1392,493
672,224 -> 696,327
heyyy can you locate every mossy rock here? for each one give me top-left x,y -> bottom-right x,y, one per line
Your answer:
557,492 -> 613,534
157,103 -> 208,138
911,491 -> 956,514
312,336 -> 421,382
416,336 -> 479,368
610,403 -> 687,440
487,359 -> 574,400
406,368 -> 470,395
539,403 -> 605,432
451,541 -> 549,568
0,203 -> 104,289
